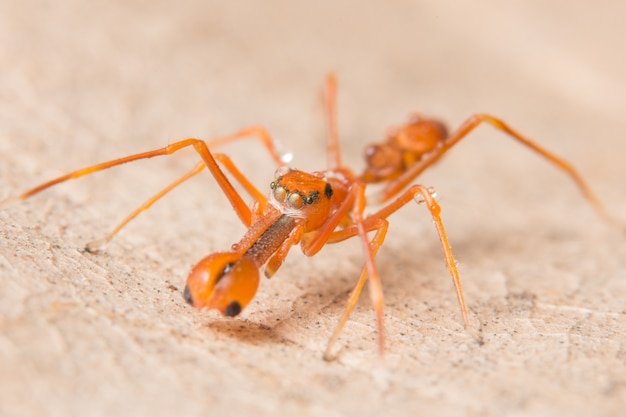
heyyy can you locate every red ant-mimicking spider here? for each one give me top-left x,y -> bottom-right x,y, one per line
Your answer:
1,75 -> 609,359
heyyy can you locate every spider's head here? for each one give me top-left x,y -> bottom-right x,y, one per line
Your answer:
269,167 -> 336,230
184,252 -> 260,317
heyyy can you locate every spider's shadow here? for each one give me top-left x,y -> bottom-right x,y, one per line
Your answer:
203,318 -> 286,346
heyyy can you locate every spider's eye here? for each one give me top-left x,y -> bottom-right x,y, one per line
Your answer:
305,190 -> 320,205
273,186 -> 287,202
287,192 -> 304,209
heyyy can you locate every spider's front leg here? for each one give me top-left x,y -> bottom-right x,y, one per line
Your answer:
1,127 -> 290,249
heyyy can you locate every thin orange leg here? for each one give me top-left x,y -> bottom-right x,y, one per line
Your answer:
300,181 -> 390,357
323,73 -> 341,170
0,126 -> 288,224
85,161 -> 206,251
265,223 -> 305,278
214,153 -> 268,210
85,152 -> 269,251
300,185 -> 358,257
352,182 -> 387,357
375,114 -> 610,221
207,126 -> 292,165
1,126 -> 287,211
323,217 -> 388,361
1,139 -> 254,226
322,184 -> 471,358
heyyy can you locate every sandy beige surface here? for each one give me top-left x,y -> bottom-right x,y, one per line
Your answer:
1,1 -> 625,416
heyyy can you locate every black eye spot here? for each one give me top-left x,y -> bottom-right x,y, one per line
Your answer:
324,183 -> 333,199
305,190 -> 320,205
183,285 -> 193,305
225,301 -> 242,317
